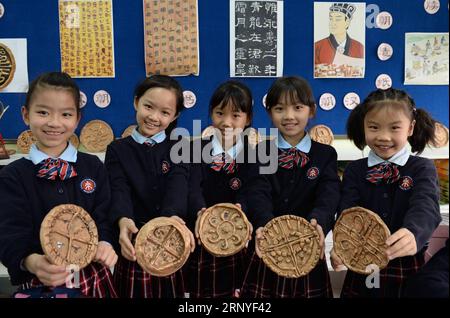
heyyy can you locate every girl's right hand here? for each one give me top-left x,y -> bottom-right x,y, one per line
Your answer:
194,208 -> 207,246
24,253 -> 69,287
254,227 -> 264,258
330,248 -> 346,271
118,217 -> 139,261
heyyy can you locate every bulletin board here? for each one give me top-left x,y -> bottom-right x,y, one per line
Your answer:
0,0 -> 448,139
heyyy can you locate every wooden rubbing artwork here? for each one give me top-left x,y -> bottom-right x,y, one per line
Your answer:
309,124 -> 334,145
199,203 -> 251,257
258,215 -> 320,278
0,42 -> 16,90
40,204 -> 98,269
80,120 -> 114,152
334,206 -> 390,275
143,0 -> 199,76
16,130 -> 37,153
135,217 -> 190,277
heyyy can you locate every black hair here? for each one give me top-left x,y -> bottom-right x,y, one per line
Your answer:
25,72 -> 81,115
346,88 -> 436,154
209,80 -> 253,125
265,76 -> 317,117
134,75 -> 184,133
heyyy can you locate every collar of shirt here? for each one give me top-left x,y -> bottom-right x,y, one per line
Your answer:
211,134 -> 243,159
275,132 -> 311,153
26,143 -> 78,165
131,127 -> 166,145
367,146 -> 410,167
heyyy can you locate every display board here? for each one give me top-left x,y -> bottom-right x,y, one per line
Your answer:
0,0 -> 448,139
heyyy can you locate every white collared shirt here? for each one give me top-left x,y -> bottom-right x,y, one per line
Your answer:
131,127 -> 166,145
275,132 -> 312,153
26,142 -> 78,165
367,146 -> 410,167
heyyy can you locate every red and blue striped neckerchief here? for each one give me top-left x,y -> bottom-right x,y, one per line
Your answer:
210,153 -> 236,174
278,148 -> 309,169
36,158 -> 77,181
366,162 -> 400,184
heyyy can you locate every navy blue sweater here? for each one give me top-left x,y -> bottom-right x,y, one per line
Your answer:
0,153 -> 113,285
104,136 -> 189,231
244,139 -> 341,235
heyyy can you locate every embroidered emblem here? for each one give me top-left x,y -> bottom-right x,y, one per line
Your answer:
80,178 -> 96,194
161,161 -> 170,174
399,176 -> 413,190
229,177 -> 242,190
306,167 -> 320,180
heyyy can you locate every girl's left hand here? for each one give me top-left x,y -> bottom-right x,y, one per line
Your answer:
94,241 -> 118,268
310,218 -> 325,260
385,228 -> 417,260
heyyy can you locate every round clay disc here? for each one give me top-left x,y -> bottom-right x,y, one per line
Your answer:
69,134 -> 80,149
121,125 -> 137,138
309,124 -> 334,145
135,217 -> 191,277
80,119 -> 114,152
17,130 -> 37,153
0,42 -> 16,90
334,206 -> 390,275
247,127 -> 262,148
433,122 -> 449,148
40,204 -> 98,270
199,203 -> 251,257
258,215 -> 320,278
201,125 -> 216,139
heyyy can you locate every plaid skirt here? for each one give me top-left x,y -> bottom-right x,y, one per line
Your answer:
113,255 -> 187,298
20,262 -> 117,298
185,245 -> 249,298
341,250 -> 425,298
240,251 -> 333,298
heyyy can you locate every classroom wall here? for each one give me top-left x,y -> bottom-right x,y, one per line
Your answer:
0,0 -> 448,139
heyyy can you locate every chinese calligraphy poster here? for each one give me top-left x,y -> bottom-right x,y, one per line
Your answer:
230,0 -> 283,77
143,0 -> 199,76
59,0 -> 115,78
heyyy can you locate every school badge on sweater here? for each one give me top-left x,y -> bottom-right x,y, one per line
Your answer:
306,167 -> 320,179
399,176 -> 413,190
80,178 -> 96,194
161,160 -> 170,174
